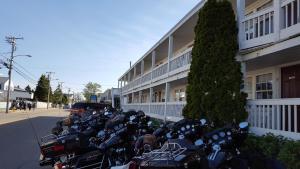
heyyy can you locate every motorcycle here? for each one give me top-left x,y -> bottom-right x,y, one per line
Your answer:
39,110 -> 111,167
129,121 -> 249,169
55,111 -> 153,169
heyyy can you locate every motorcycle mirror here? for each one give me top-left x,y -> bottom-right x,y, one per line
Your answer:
147,121 -> 153,127
195,139 -> 204,146
130,115 -> 136,121
239,122 -> 249,129
166,132 -> 172,139
200,119 -> 207,126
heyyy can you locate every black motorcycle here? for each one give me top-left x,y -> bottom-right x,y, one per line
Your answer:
55,111 -> 153,169
39,110 -> 110,167
129,121 -> 249,169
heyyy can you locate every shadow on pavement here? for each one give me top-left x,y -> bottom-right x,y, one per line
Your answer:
0,116 -> 65,169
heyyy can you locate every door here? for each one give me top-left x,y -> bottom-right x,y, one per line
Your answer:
281,64 -> 300,132
281,64 -> 300,98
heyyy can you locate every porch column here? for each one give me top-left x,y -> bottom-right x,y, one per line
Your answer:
151,51 -> 156,68
128,73 -> 131,83
241,61 -> 246,92
149,88 -> 153,114
132,92 -> 134,104
139,91 -> 142,103
164,82 -> 170,122
168,36 -> 174,73
133,67 -> 137,79
274,0 -> 282,41
151,51 -> 156,80
141,60 -> 144,75
237,0 -> 245,48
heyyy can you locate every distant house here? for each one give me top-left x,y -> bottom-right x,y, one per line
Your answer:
99,88 -> 120,108
0,77 -> 14,91
0,76 -> 33,101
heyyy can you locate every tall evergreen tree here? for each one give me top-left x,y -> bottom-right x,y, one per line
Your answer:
52,85 -> 63,105
183,0 -> 247,126
34,75 -> 51,102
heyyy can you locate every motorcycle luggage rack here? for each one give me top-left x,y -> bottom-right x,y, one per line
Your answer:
40,134 -> 58,144
142,142 -> 187,162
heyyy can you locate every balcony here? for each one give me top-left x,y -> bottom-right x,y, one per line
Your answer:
122,101 -> 185,122
247,98 -> 300,140
240,0 -> 300,50
152,62 -> 168,80
121,48 -> 192,93
241,7 -> 275,49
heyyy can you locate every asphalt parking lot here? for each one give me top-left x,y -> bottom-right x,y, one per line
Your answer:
0,109 -> 69,169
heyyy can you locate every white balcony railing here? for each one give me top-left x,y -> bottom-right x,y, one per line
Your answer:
152,62 -> 168,79
247,98 -> 300,139
241,7 -> 275,49
141,72 -> 151,85
121,49 -> 192,93
280,0 -> 300,39
170,48 -> 192,72
240,0 -> 300,49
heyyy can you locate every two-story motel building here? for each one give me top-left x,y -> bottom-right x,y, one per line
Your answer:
117,0 -> 300,139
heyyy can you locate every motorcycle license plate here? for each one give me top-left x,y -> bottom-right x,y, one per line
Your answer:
39,154 -> 44,160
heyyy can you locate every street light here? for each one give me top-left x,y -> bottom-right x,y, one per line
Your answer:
14,54 -> 32,58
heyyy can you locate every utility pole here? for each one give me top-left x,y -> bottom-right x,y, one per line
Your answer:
72,91 -> 75,105
5,36 -> 23,113
59,82 -> 64,108
67,88 -> 71,105
46,72 -> 54,109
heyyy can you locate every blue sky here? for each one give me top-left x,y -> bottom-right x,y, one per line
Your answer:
0,0 -> 200,93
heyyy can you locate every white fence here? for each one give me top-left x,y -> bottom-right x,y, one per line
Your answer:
36,102 -> 49,109
247,98 -> 300,140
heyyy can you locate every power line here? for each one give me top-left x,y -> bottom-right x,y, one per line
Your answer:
13,68 -> 36,86
13,60 -> 37,79
12,65 -> 37,84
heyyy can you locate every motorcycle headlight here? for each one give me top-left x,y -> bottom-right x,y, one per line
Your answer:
212,134 -> 219,140
166,132 -> 172,139
219,132 -> 226,138
97,130 -> 105,138
226,131 -> 231,136
195,139 -> 204,146
179,134 -> 185,139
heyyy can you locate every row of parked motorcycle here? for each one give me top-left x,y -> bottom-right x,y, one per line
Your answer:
39,108 -> 251,169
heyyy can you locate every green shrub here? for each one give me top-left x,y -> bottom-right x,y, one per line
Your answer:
278,140 -> 300,169
241,134 -> 261,152
259,133 -> 287,158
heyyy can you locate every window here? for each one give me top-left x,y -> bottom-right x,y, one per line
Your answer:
256,73 -> 272,99
175,89 -> 185,101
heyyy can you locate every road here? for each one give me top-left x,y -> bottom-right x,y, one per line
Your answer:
0,109 -> 69,169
